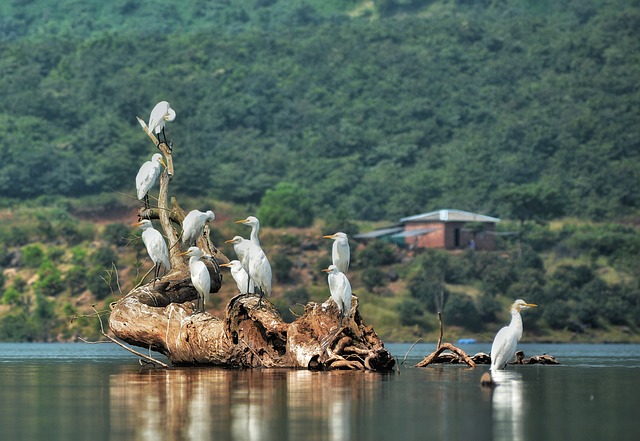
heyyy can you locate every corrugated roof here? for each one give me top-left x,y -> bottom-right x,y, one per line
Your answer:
353,226 -> 403,239
391,227 -> 437,238
400,209 -> 500,224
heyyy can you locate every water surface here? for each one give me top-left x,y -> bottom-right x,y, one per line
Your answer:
1,342 -> 638,441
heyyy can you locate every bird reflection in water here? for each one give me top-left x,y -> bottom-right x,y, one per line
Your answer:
109,368 -> 379,440
490,370 -> 524,441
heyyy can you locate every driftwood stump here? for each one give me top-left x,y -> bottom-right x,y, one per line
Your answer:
108,116 -> 395,371
109,284 -> 395,370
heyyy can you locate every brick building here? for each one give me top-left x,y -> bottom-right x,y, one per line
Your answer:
355,209 -> 500,251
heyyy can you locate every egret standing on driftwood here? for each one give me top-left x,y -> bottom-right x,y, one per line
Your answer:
323,232 -> 350,273
225,235 -> 271,306
179,246 -> 211,313
135,153 -> 166,208
133,219 -> 170,286
490,299 -> 537,371
182,209 -> 216,246
220,260 -> 253,294
148,100 -> 176,146
322,264 -> 352,327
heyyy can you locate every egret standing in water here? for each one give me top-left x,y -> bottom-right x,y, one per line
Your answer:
148,100 -> 176,146
236,216 -> 261,246
133,219 -> 170,286
490,299 -> 537,371
225,235 -> 271,306
220,260 -> 253,294
179,246 -> 210,313
323,232 -> 350,274
135,153 -> 166,208
322,264 -> 352,327
182,209 -> 216,246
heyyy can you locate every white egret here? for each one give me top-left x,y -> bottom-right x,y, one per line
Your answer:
179,246 -> 211,313
323,232 -> 350,274
220,260 -> 253,294
490,299 -> 537,371
225,236 -> 271,306
135,153 -> 166,208
133,219 -> 170,285
182,209 -> 216,246
236,216 -> 261,246
322,264 -> 352,327
148,100 -> 176,146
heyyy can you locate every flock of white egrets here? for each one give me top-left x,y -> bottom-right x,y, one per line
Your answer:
133,101 -> 538,371
132,101 -> 355,327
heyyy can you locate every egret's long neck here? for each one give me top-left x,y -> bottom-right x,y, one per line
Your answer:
250,225 -> 260,246
509,311 -> 524,342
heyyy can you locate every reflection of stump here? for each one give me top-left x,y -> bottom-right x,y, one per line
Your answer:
109,278 -> 395,371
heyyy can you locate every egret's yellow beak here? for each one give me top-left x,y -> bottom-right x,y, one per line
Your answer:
235,219 -> 248,224
322,234 -> 336,239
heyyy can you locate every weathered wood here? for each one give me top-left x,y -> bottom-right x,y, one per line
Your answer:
415,342 -> 476,367
109,285 -> 395,370
108,118 -> 395,371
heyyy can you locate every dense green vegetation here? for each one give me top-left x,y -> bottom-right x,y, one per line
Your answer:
0,0 -> 638,342
1,0 -> 638,220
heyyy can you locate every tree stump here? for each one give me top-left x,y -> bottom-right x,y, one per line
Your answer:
108,115 -> 395,371
109,282 -> 395,370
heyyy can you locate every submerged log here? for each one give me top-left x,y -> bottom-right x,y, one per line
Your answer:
415,342 -> 476,368
415,349 -> 559,367
109,283 -> 395,370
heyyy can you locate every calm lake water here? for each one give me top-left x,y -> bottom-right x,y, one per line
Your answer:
1,342 -> 639,441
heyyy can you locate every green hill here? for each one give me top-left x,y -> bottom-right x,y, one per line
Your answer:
1,0 -> 638,221
0,0 -> 639,343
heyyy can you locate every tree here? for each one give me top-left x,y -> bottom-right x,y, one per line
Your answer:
257,182 -> 314,228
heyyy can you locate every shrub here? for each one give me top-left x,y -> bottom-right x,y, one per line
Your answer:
443,292 -> 482,331
257,182 -> 314,227
22,244 -> 45,268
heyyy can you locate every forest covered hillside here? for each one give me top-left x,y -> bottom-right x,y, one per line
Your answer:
0,0 -> 638,222
0,0 -> 639,343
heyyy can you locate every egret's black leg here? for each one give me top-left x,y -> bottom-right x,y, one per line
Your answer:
152,264 -> 158,288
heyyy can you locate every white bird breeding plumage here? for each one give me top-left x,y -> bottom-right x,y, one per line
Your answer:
323,232 -> 350,273
322,264 -> 353,327
179,246 -> 211,313
220,260 -> 253,294
490,299 -> 537,371
135,153 -> 166,207
133,219 -> 170,285
182,209 -> 216,246
148,100 -> 176,145
225,235 -> 271,305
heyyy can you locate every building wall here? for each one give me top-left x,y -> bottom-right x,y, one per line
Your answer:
405,222 -> 496,250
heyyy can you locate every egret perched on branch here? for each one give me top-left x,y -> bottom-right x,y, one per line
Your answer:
148,100 -> 176,146
135,153 -> 166,208
179,246 -> 211,313
133,219 -> 170,285
323,232 -> 350,274
322,264 -> 352,327
182,209 -> 216,246
490,299 -> 537,371
236,216 -> 261,246
220,260 -> 253,294
225,236 -> 271,306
